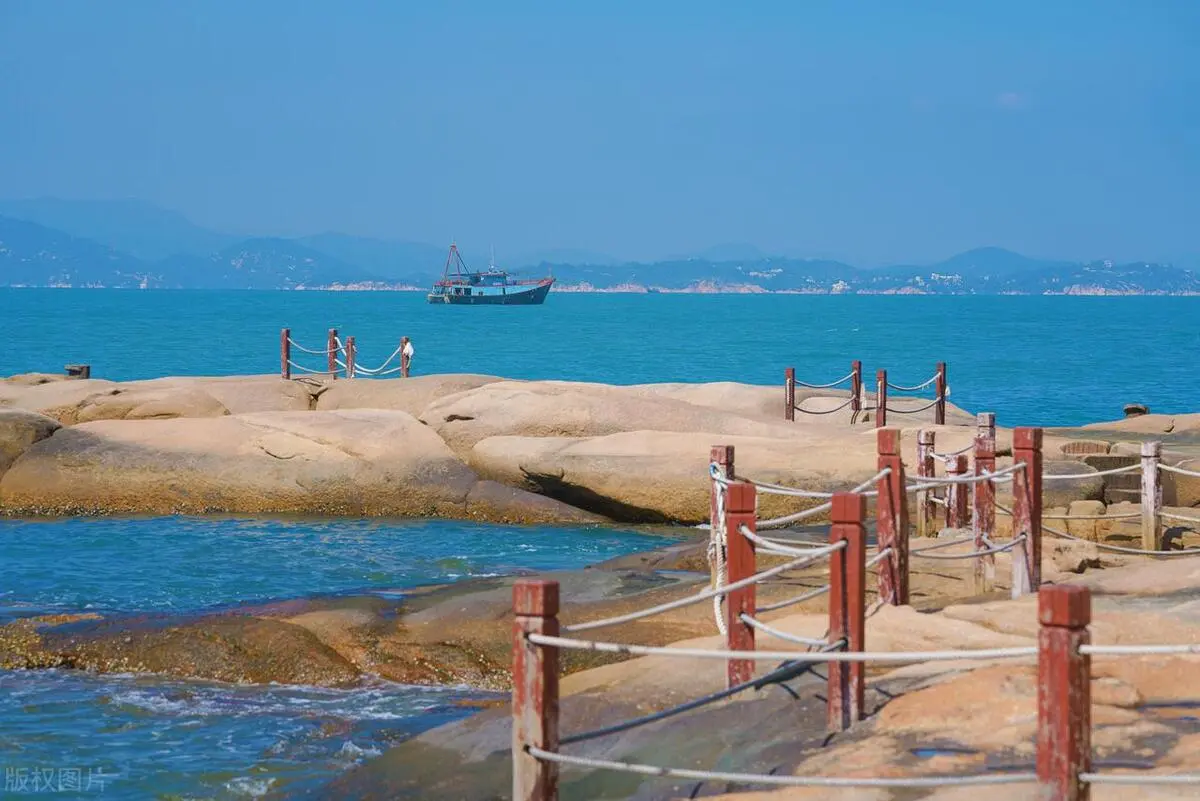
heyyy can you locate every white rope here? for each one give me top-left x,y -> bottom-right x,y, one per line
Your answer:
739,614 -> 830,647
911,536 -> 1025,561
756,502 -> 834,530
887,374 -> 939,392
866,547 -> 894,567
709,479 -> 728,639
1080,644 -> 1200,656
742,527 -> 829,558
906,463 -> 1026,491
1038,518 -> 1200,557
527,747 -> 1036,788
286,338 -> 339,355
1160,463 -> 1200,479
351,343 -> 404,374
911,536 -> 974,554
932,444 -> 975,461
1161,511 -> 1200,525
793,370 -> 856,389
528,633 -> 1038,663
929,495 -> 947,507
286,361 -> 335,375
564,544 -> 846,634
1043,511 -> 1142,521
1081,772 -> 1200,785
755,584 -> 831,613
1043,464 -> 1140,480
886,397 -> 941,414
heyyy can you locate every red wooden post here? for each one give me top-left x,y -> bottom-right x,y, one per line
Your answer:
946,454 -> 969,528
784,367 -> 796,422
345,336 -> 357,378
828,492 -> 867,732
972,412 -> 997,594
400,336 -> 412,378
327,328 -> 339,378
723,482 -> 757,689
709,446 -> 735,527
512,579 -> 560,801
875,428 -> 909,605
280,328 -> 291,380
875,369 -> 888,428
916,430 -> 936,538
934,362 -> 947,425
1011,427 -> 1044,598
850,360 -> 863,420
1037,585 -> 1091,801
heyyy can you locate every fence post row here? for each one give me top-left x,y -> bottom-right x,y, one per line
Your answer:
280,328 -> 291,380
1011,427 -> 1044,599
947,454 -> 970,529
785,367 -> 796,422
512,578 -> 560,801
723,482 -> 758,689
972,412 -> 997,594
1037,584 -> 1091,801
934,361 -> 947,425
1141,441 -> 1162,552
828,492 -> 867,732
916,430 -> 936,538
875,428 -> 909,605
875,369 -> 888,428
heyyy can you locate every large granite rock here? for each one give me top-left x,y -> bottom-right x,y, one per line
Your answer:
315,374 -> 503,418
469,428 -> 882,523
0,409 -> 598,522
0,408 -> 61,476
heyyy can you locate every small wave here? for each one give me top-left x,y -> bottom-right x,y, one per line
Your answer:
337,740 -> 382,759
225,776 -> 276,798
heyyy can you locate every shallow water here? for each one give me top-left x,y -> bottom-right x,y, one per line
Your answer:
0,517 -> 672,799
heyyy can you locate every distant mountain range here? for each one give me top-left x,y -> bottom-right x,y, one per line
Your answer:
1,198 -> 1197,294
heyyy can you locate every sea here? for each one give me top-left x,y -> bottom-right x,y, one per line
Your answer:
1,288 -> 1197,798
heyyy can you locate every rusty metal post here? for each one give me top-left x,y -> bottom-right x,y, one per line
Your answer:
345,336 -> 357,378
400,336 -> 411,378
934,362 -> 947,425
849,360 -> 863,422
327,328 -> 339,378
785,367 -> 796,422
972,412 -> 997,594
875,428 -> 909,605
1037,584 -> 1091,801
1141,441 -> 1162,551
280,328 -> 291,380
875,369 -> 888,428
723,482 -> 757,689
828,492 -> 867,732
1012,427 -> 1044,598
947,455 -> 969,528
512,579 -> 560,801
916,430 -> 936,538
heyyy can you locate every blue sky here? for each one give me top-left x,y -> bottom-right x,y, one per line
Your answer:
1,1 -> 1197,264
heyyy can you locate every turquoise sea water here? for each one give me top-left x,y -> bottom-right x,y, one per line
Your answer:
2,288 -> 1198,797
4,288 -> 1199,425
0,517 -> 669,799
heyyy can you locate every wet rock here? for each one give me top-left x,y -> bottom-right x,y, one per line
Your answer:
1125,403 -> 1150,418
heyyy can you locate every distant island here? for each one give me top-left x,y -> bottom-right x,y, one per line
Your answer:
1,198 -> 1197,295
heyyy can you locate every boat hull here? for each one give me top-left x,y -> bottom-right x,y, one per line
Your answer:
427,279 -> 553,305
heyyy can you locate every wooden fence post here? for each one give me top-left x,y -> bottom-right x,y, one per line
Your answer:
723,481 -> 757,689
947,454 -> 969,529
972,412 -> 997,594
1012,427 -> 1044,598
512,579 -> 560,801
1037,584 -> 1091,801
1141,441 -> 1162,552
785,367 -> 796,422
709,445 -> 735,528
875,369 -> 888,428
876,428 -> 909,605
916,430 -> 936,538
280,328 -> 291,380
828,492 -> 867,732
346,336 -> 357,378
934,362 -> 947,425
850,360 -> 863,421
327,328 -> 339,379
400,336 -> 411,378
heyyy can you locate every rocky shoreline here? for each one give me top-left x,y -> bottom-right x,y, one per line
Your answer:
4,371 -> 1200,798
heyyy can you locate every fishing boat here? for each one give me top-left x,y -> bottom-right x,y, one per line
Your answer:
427,243 -> 554,305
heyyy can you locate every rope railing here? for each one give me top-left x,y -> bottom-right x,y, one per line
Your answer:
783,362 -> 949,427
911,535 -> 1026,561
886,373 -> 939,392
1042,464 -> 1140,481
279,328 -> 412,380
794,370 -> 857,390
1160,463 -> 1200,479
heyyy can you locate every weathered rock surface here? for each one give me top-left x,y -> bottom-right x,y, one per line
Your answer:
315,374 -> 503,417
0,408 -> 60,476
0,409 -> 598,522
1083,412 -> 1200,435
